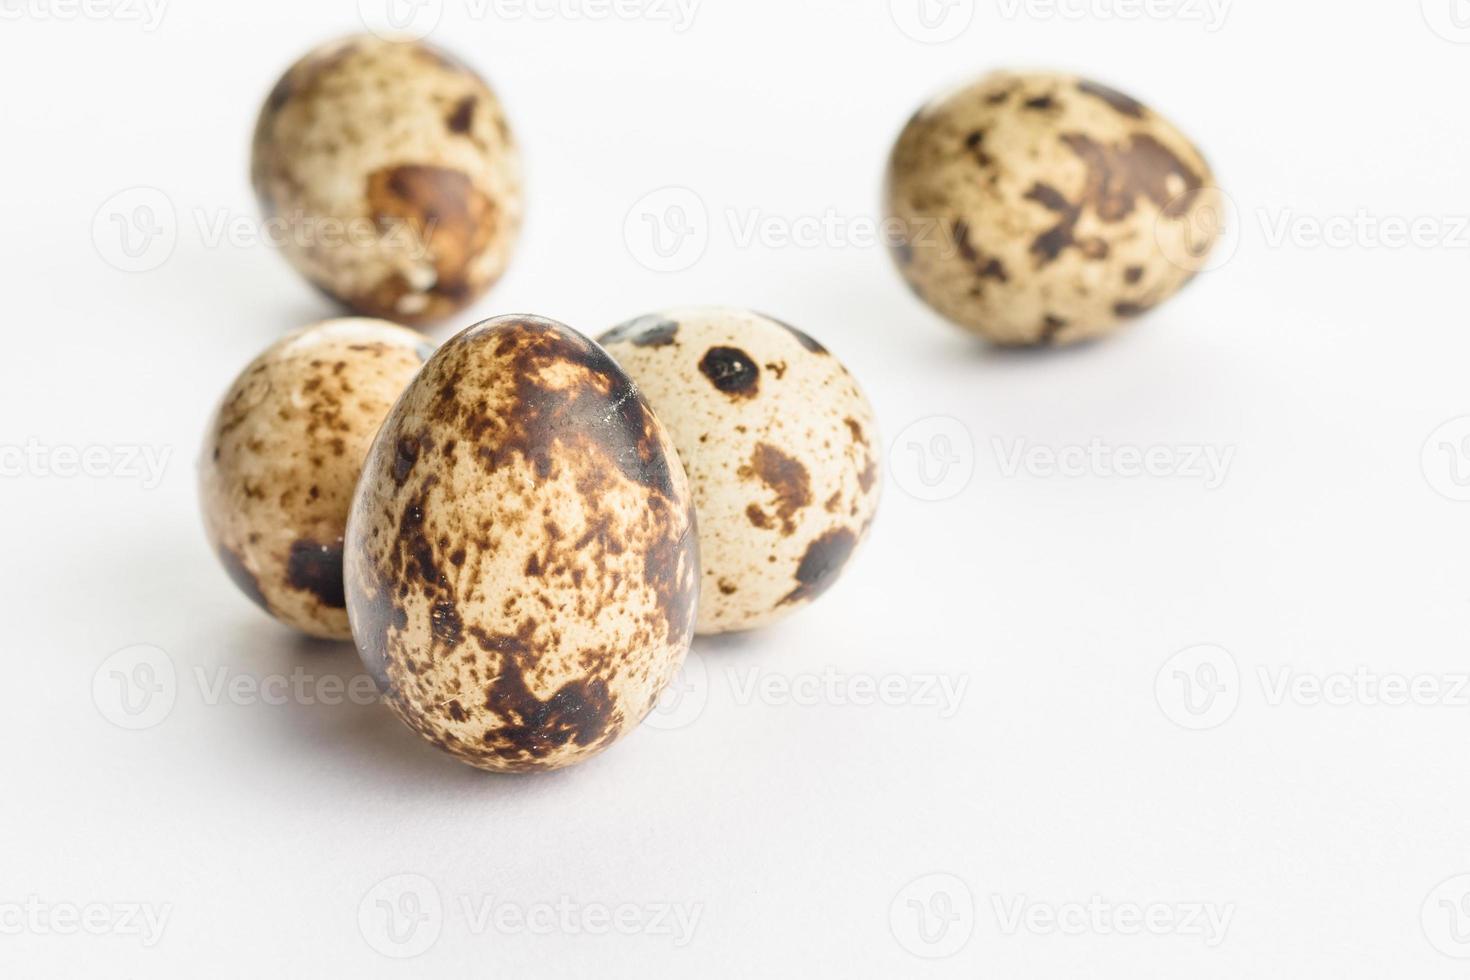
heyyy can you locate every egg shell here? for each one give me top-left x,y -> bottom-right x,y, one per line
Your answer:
251,35 -> 522,325
345,315 -> 699,772
599,308 -> 880,635
884,70 -> 1221,346
199,318 -> 432,639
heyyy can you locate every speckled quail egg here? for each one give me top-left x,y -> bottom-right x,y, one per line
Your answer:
251,35 -> 522,325
345,315 -> 698,772
598,308 -> 880,635
884,71 -> 1222,346
200,318 -> 432,639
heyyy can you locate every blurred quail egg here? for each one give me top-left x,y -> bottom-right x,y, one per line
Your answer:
599,308 -> 880,635
885,70 -> 1222,346
251,35 -> 522,325
200,318 -> 432,639
345,315 -> 699,772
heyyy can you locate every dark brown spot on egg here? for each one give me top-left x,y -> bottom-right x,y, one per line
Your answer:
364,164 -> 497,318
430,599 -> 464,647
699,346 -> 760,398
740,443 -> 812,537
447,95 -> 477,133
492,321 -> 677,499
1026,182 -> 1083,267
952,220 -> 1010,282
464,621 -> 620,765
1076,79 -> 1147,119
219,546 -> 270,613
1040,315 -> 1069,344
1124,266 -> 1145,284
286,539 -> 346,609
641,523 -> 698,645
780,528 -> 859,606
1060,132 -> 1204,223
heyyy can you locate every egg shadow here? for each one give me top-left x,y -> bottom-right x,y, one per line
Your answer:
267,632 -> 539,790
691,629 -> 767,657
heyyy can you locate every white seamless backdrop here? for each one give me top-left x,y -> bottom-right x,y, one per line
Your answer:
2,0 -> 1469,976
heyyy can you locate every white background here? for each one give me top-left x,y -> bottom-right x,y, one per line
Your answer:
3,0 -> 1470,975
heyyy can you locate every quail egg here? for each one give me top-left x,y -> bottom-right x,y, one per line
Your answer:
200,318 -> 432,639
251,35 -> 523,325
884,71 -> 1222,346
345,315 -> 699,772
599,308 -> 880,635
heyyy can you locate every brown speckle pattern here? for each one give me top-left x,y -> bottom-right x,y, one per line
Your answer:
345,315 -> 698,772
599,308 -> 880,635
251,35 -> 522,326
884,71 -> 1221,346
199,319 -> 431,638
